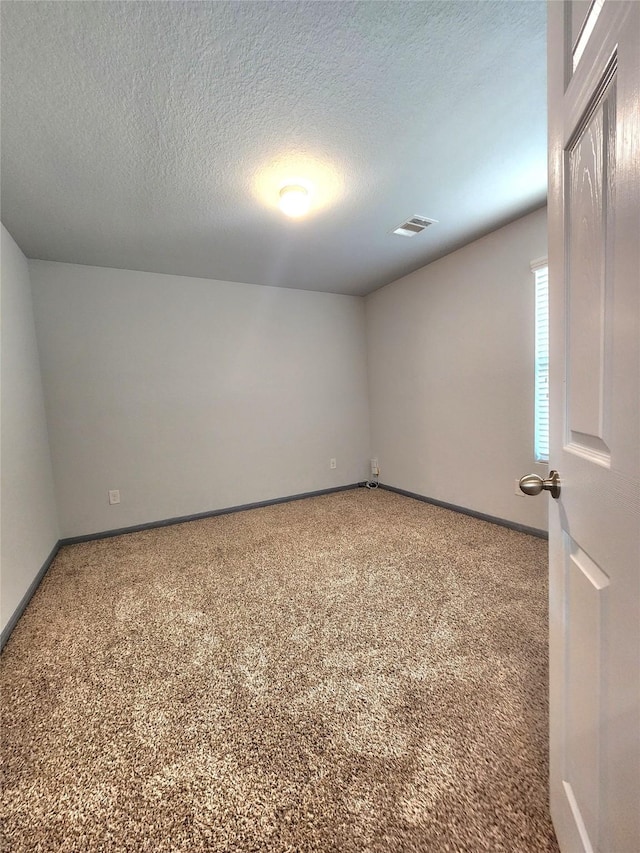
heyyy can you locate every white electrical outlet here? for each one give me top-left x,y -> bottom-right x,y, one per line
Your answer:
108,489 -> 121,505
330,458 -> 337,469
371,458 -> 379,477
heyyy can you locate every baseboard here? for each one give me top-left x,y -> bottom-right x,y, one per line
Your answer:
60,483 -> 363,545
1,541 -> 61,652
2,485 -> 363,648
2,482 -> 544,652
379,484 -> 549,540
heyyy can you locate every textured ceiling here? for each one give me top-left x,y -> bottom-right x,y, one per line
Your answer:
0,1 -> 547,296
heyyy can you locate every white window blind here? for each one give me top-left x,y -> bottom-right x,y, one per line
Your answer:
533,263 -> 549,462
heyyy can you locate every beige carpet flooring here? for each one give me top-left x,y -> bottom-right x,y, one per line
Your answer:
1,488 -> 558,852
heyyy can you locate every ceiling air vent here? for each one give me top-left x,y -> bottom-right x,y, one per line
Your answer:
391,215 -> 438,237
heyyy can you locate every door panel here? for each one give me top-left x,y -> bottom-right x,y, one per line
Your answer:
565,536 -> 608,844
570,0 -> 606,74
548,2 -> 640,851
567,78 -> 614,455
569,0 -> 592,48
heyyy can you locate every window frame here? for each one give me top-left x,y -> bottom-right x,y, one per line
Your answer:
531,259 -> 549,464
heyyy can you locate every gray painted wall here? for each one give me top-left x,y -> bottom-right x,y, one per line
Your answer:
1,208 -> 548,633
365,207 -> 549,532
29,262 -> 371,538
1,225 -> 59,633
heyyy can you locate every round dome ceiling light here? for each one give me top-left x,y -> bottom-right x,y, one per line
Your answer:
279,184 -> 310,218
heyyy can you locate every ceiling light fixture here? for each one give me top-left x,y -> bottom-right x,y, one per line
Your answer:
279,184 -> 310,218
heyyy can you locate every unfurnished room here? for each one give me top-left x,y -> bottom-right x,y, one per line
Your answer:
1,2 -> 638,852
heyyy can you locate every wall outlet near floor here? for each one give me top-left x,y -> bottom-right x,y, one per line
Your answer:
330,458 -> 337,469
108,489 -> 121,505
370,458 -> 379,477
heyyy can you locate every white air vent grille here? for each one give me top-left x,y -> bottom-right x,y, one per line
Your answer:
392,215 -> 438,237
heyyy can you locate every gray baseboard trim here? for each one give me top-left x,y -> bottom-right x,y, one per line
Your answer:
2,485 -> 362,650
379,484 -> 548,540
1,541 -> 61,652
1,482 -> 545,650
60,484 -> 363,546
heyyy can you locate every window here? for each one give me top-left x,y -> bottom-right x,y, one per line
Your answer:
532,261 -> 549,462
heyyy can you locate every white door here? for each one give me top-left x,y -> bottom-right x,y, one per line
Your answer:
547,2 -> 640,851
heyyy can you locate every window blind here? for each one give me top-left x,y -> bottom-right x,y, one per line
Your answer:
533,264 -> 549,462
